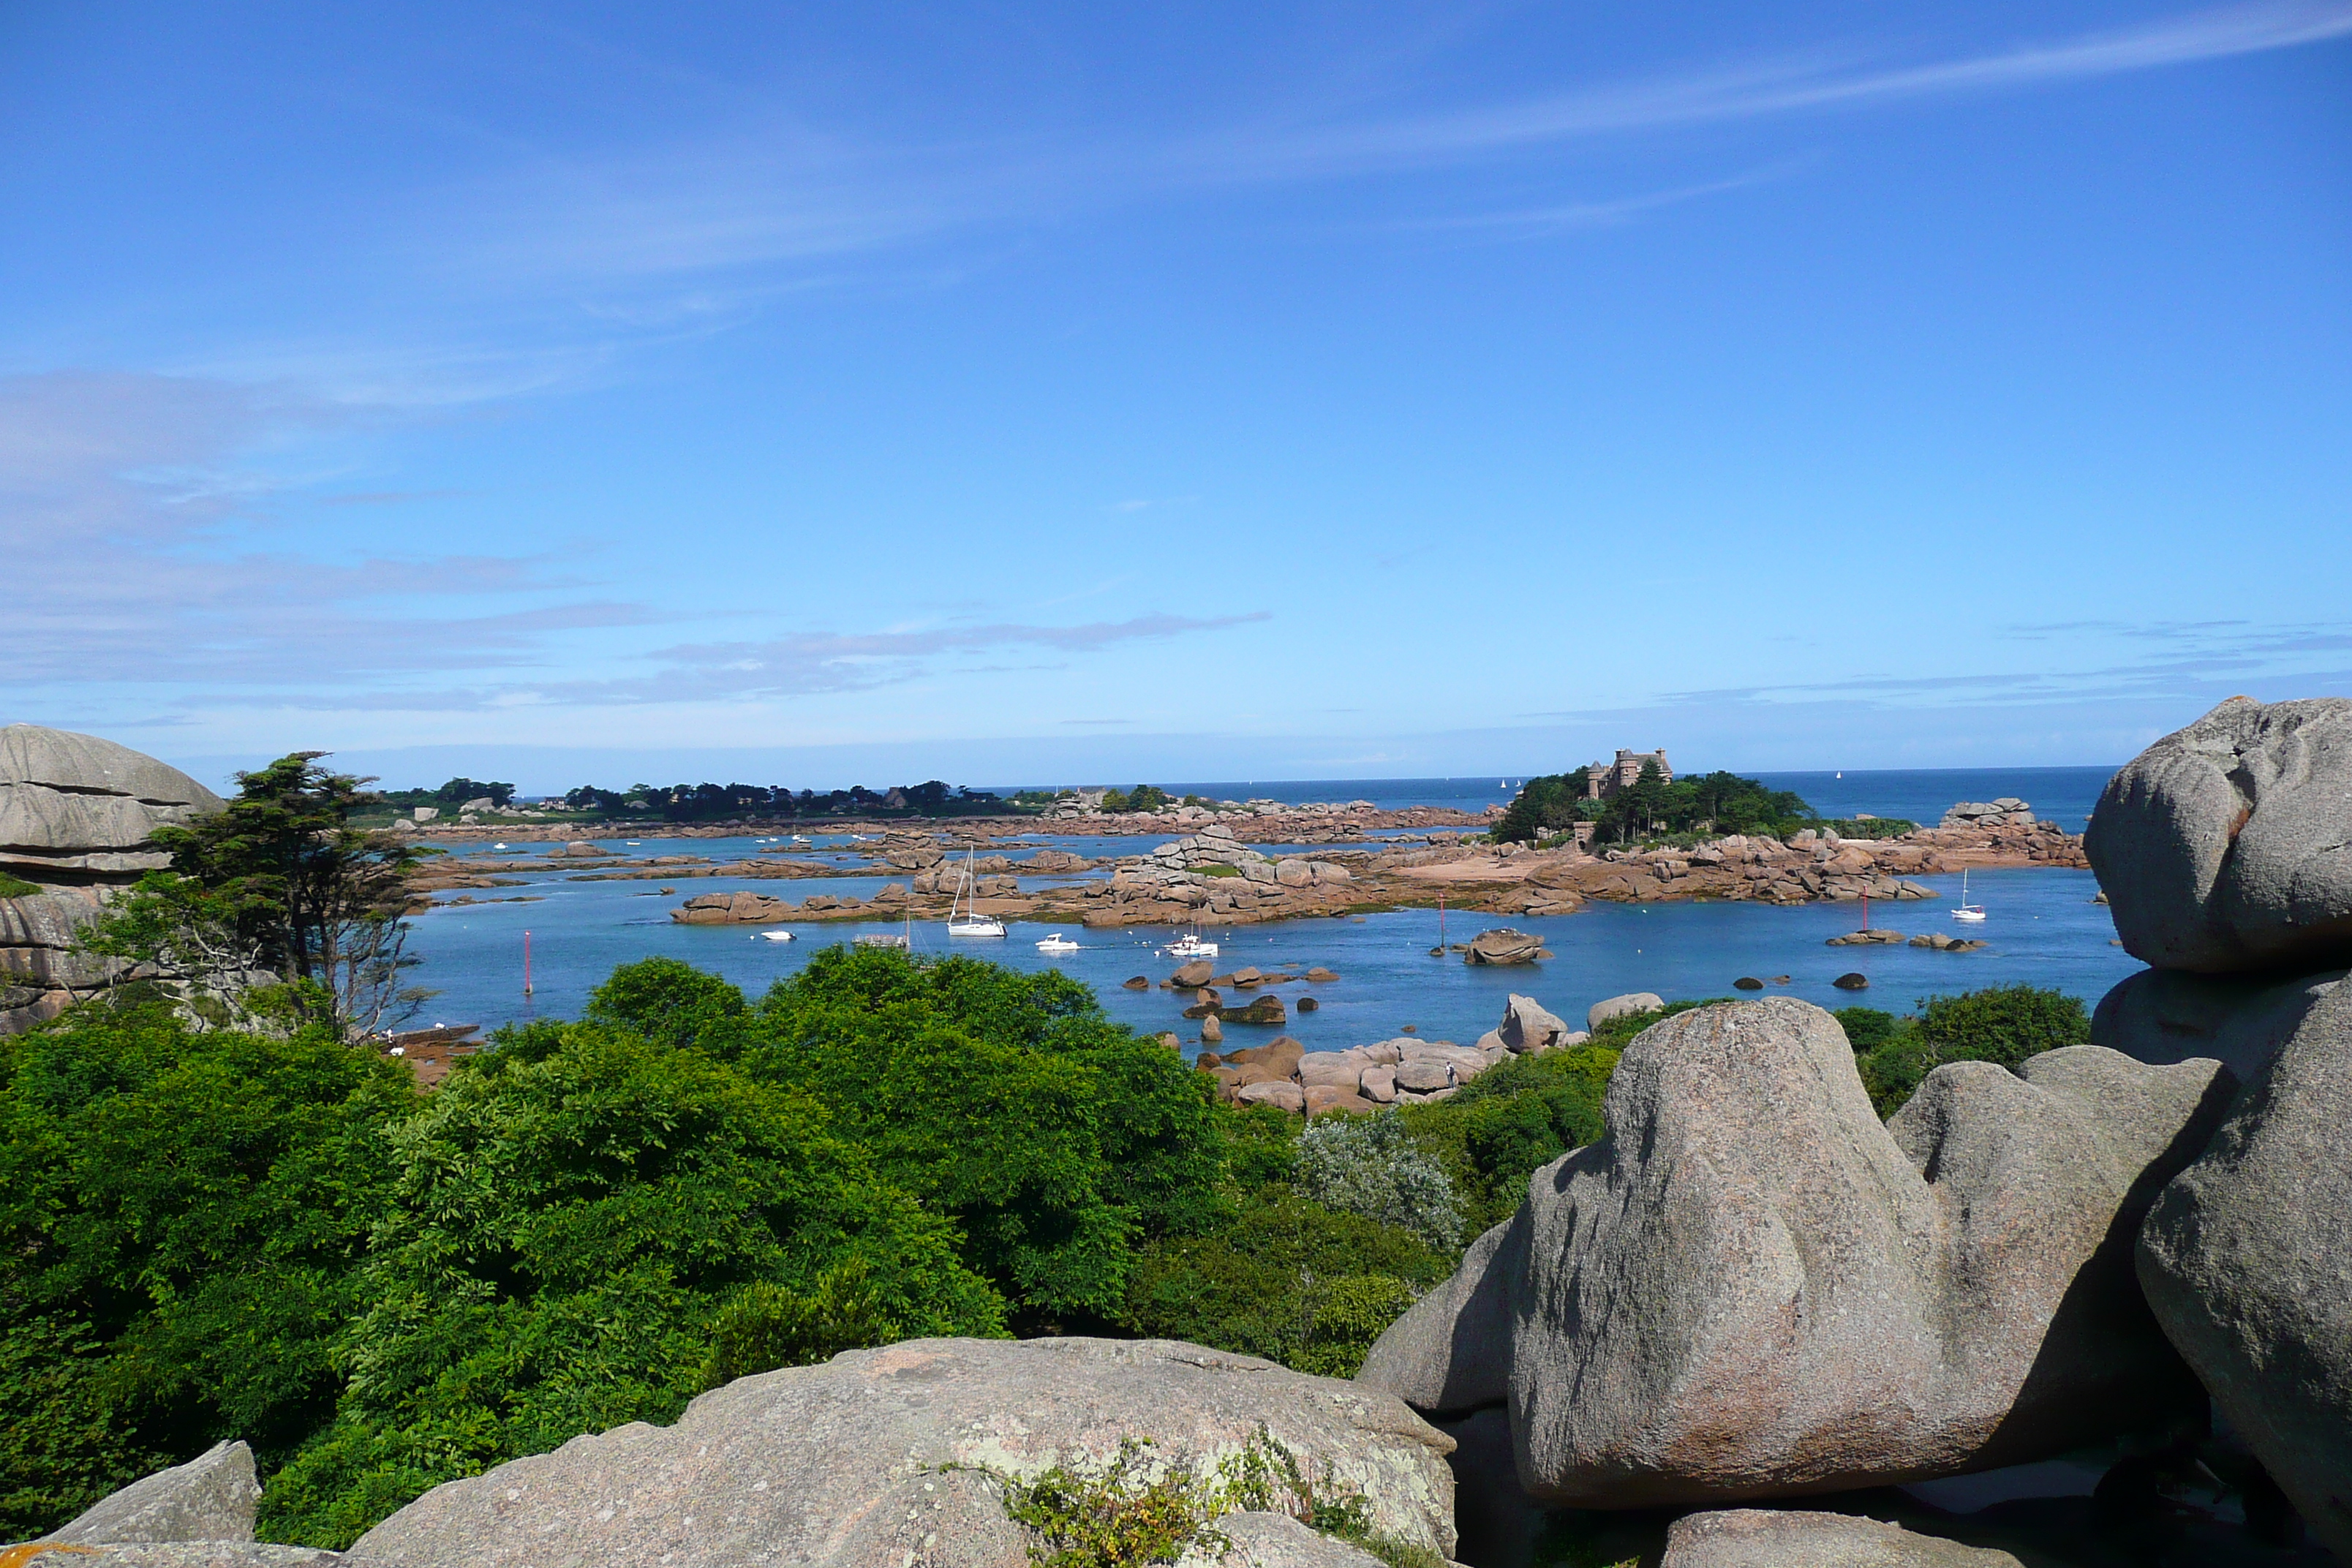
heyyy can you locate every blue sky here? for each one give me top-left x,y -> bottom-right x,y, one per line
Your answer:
4,2 -> 2348,791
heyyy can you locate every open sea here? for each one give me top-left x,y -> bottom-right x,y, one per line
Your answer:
401,766 -> 2138,1051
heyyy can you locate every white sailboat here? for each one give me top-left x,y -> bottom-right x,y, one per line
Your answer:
947,847 -> 1006,938
1952,868 -> 1987,924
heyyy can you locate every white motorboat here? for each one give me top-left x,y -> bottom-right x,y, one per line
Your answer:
1036,933 -> 1079,954
947,847 -> 1007,938
758,929 -> 796,943
1952,868 -> 1987,924
1164,931 -> 1219,960
791,834 -> 812,845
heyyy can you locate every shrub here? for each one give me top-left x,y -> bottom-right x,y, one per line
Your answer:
1120,1191 -> 1449,1378
0,871 -> 42,900
701,1258 -> 902,1387
1831,1006 -> 1903,1054
1294,1113 -> 1463,1254
1914,985 -> 2091,1070
258,1019 -> 1004,1547
0,1006 -> 413,1539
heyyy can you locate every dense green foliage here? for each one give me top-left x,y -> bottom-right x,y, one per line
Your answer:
376,777 -> 516,809
0,1005 -> 414,1538
261,1013 -> 1005,1544
1834,987 -> 2093,1117
0,870 -> 43,900
1098,784 -> 1171,813
557,779 -> 1010,821
9,955 -> 2085,1552
1496,763 -> 1814,845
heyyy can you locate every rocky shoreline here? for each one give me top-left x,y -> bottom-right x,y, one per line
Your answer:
399,797 -> 2089,933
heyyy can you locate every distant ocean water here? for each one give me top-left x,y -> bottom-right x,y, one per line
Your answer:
1000,766 -> 2121,832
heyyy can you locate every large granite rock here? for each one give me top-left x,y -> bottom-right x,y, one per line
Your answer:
343,1338 -> 1456,1568
1659,1509 -> 2024,1567
0,889 -> 119,990
1176,1512 -> 1387,1568
2085,696 -> 2352,973
0,724 -> 222,882
1,1549 -> 338,1566
1464,929 -> 1548,965
1586,992 -> 1662,1030
1476,994 -> 1571,1055
45,1440 -> 260,1543
2090,965 -> 2345,1083
1369,1000 -> 2231,1507
2137,977 -> 2352,1561
1357,1215 -> 1518,1414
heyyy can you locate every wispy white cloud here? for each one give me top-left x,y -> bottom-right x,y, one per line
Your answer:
1193,0 -> 2352,179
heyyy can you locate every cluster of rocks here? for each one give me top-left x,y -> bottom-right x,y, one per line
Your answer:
1350,695 -> 2352,1564
9,1437 -> 334,1564
1199,993 -> 1604,1115
1941,797 -> 2037,828
673,886 -> 922,925
1079,835 -> 1354,926
2,725 -> 227,1035
1202,1033 -> 1504,1113
12,1343 -> 1456,1568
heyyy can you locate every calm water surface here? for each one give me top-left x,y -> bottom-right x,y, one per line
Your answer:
404,826 -> 2136,1053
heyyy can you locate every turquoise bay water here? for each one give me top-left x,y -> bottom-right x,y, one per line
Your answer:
404,831 -> 2136,1055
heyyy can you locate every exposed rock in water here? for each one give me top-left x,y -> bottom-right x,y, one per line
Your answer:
1123,975 -> 1150,990
2137,976 -> 2352,1563
2087,695 -> 2352,974
1172,960 -> 1215,987
1362,1000 -> 2232,1508
1464,928 -> 1548,965
1833,972 -> 1869,990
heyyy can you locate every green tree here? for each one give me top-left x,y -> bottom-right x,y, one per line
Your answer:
0,1004 -> 414,1539
260,1017 -> 1004,1547
91,754 -> 429,1037
1098,788 -> 1132,813
1126,785 -> 1170,813
589,948 -> 1232,1330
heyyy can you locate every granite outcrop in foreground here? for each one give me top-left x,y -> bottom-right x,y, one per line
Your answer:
2136,979 -> 2352,1562
342,1338 -> 1456,1568
1362,1000 -> 2232,1506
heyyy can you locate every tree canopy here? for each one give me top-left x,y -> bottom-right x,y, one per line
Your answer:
1495,763 -> 1815,844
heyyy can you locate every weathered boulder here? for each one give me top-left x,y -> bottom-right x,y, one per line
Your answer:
0,725 -> 224,882
1659,1509 -> 2024,1567
0,1547 -> 340,1565
2137,977 -> 2352,1562
1475,994 -> 1572,1056
47,1439 -> 260,1544
1297,1049 -> 1370,1090
342,1338 -> 1456,1568
2090,965 -> 2345,1084
1173,960 -> 1215,987
1359,1215 -> 1519,1414
1465,929 -> 1548,965
1176,1511 -> 1387,1568
2086,695 -> 2352,973
1586,992 -> 1662,1030
1237,1079 -> 1304,1111
1276,859 -> 1316,888
1481,1001 -> 2228,1507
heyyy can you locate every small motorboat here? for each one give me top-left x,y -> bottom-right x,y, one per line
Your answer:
1952,868 -> 1987,924
1036,933 -> 1079,954
1164,931 -> 1219,960
758,929 -> 796,943
791,834 -> 812,845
